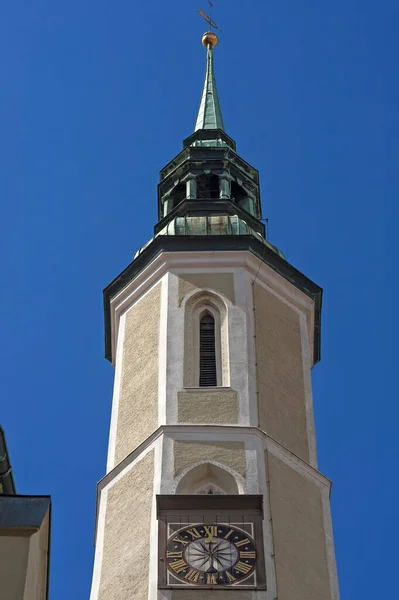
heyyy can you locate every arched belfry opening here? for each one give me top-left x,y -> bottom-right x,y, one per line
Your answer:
176,463 -> 241,495
231,180 -> 246,204
169,182 -> 186,211
196,173 -> 219,199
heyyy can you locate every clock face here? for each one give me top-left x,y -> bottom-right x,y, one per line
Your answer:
166,523 -> 257,586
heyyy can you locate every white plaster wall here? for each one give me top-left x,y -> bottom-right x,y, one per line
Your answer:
168,266 -> 254,428
92,424 -> 337,600
100,251 -> 329,600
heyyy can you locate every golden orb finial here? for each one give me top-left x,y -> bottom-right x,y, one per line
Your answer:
202,31 -> 218,49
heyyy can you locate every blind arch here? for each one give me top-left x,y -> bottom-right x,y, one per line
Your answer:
175,462 -> 241,495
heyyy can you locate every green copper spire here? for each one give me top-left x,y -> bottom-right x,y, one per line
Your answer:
195,32 -> 225,132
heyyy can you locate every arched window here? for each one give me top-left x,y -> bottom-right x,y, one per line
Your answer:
196,173 -> 219,199
183,291 -> 229,388
199,313 -> 217,386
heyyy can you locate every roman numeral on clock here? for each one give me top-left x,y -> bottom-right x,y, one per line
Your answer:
166,551 -> 183,559
186,527 -> 202,539
235,537 -> 250,547
169,559 -> 188,573
206,573 -> 217,584
234,560 -> 252,574
185,568 -> 200,582
172,535 -> 189,546
203,525 -> 218,541
240,550 -> 256,558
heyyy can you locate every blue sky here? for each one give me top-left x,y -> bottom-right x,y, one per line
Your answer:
1,1 -> 398,598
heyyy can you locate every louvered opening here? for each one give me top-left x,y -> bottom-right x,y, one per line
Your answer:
199,314 -> 217,387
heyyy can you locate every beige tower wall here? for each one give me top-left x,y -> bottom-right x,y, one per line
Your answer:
174,440 -> 247,478
0,500 -> 51,600
95,252 -> 336,600
178,273 -> 235,306
115,283 -> 161,464
267,452 -> 332,600
0,535 -> 30,600
254,283 -> 310,462
177,389 -> 239,424
98,451 -> 154,600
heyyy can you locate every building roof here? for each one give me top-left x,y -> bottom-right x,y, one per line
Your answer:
195,46 -> 225,132
0,494 -> 51,600
0,494 -> 51,528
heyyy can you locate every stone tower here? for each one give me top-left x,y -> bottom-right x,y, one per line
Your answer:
89,31 -> 339,600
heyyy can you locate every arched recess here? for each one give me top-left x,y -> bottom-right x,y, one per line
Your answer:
183,290 -> 229,388
196,173 -> 219,199
175,462 -> 241,495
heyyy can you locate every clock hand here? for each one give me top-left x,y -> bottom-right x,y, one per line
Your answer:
210,539 -> 224,552
212,553 -> 226,569
189,541 -> 213,569
196,554 -> 211,569
198,540 -> 210,554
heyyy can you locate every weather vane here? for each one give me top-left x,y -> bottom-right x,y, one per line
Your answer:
198,1 -> 222,32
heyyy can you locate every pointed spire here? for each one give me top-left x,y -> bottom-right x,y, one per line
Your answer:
195,32 -> 225,132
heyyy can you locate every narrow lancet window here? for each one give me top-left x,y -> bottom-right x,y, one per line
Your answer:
199,313 -> 217,386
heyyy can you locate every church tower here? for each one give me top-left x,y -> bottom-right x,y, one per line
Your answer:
89,31 -> 339,600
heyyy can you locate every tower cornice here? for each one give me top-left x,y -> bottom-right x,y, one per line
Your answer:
93,424 -> 332,547
103,237 -> 322,366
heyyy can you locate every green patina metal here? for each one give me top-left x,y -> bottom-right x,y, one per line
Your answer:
195,48 -> 225,132
102,35 -> 323,367
135,215 -> 285,261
